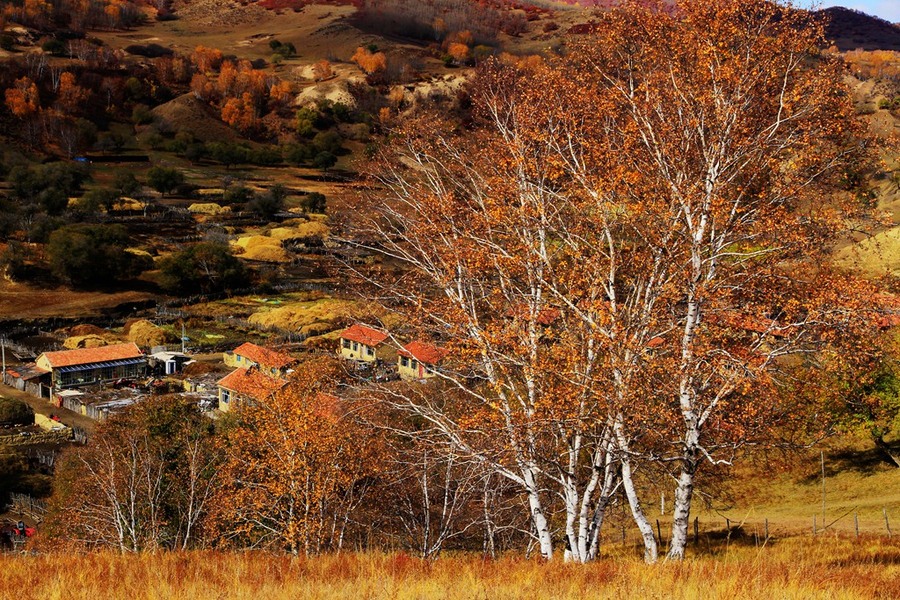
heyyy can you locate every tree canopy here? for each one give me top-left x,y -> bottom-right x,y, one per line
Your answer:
47,224 -> 151,287
359,0 -> 874,562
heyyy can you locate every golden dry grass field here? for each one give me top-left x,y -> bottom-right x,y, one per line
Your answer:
1,538 -> 899,599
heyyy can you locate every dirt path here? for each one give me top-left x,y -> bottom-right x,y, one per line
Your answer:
0,382 -> 96,433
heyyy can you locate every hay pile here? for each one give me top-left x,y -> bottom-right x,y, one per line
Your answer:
189,203 -> 230,215
248,297 -> 362,331
67,324 -> 109,337
125,319 -> 171,348
232,235 -> 291,263
269,220 -> 329,241
63,335 -> 108,349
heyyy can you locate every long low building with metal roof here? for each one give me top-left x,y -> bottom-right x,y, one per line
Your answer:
35,343 -> 147,389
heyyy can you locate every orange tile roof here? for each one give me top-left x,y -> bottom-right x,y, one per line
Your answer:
217,367 -> 287,400
399,341 -> 448,365
40,343 -> 144,368
232,342 -> 297,370
340,324 -> 388,347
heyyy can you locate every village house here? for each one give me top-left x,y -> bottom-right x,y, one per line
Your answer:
338,323 -> 394,363
397,341 -> 448,381
34,342 -> 146,390
223,342 -> 297,378
217,366 -> 287,413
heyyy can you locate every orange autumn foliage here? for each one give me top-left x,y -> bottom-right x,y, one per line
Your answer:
209,358 -> 384,555
351,47 -> 387,75
192,45 -> 223,73
5,77 -> 40,118
56,72 -> 89,113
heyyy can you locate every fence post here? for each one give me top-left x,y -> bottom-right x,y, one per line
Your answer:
855,513 -> 859,540
885,508 -> 892,539
657,519 -> 663,548
765,519 -> 769,541
813,515 -> 817,536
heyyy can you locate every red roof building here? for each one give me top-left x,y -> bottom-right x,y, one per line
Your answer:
36,343 -> 146,389
38,343 -> 143,369
339,324 -> 393,363
217,367 -> 287,412
398,341 -> 447,380
225,342 -> 297,377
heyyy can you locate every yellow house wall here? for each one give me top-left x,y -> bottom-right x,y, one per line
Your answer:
398,359 -> 436,381
36,355 -> 52,372
340,340 -> 377,362
224,351 -> 286,377
219,386 -> 236,412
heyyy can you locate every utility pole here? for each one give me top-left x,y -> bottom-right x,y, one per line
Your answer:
181,321 -> 186,354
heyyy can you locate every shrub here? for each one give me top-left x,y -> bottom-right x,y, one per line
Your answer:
47,224 -> 151,287
222,185 -> 254,206
158,242 -> 249,294
147,167 -> 185,196
312,151 -> 337,171
0,398 -> 33,427
132,104 -> 153,125
301,192 -> 326,214
248,184 -> 287,219
41,39 -> 66,56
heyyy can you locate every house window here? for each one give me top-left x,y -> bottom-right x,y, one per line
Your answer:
342,339 -> 351,349
400,356 -> 409,367
236,355 -> 241,362
352,342 -> 358,351
366,346 -> 374,356
411,360 -> 418,370
221,389 -> 230,404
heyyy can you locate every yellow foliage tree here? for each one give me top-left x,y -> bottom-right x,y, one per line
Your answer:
5,77 -> 40,118
209,358 -> 384,555
351,47 -> 387,75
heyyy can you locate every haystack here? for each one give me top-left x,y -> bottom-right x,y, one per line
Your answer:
64,335 -> 108,349
189,203 -> 231,216
125,319 -> 171,348
232,235 -> 291,263
248,298 -> 361,330
67,324 -> 108,337
269,221 -> 329,241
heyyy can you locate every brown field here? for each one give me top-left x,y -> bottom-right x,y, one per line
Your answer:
0,279 -> 156,320
1,538 -> 899,599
